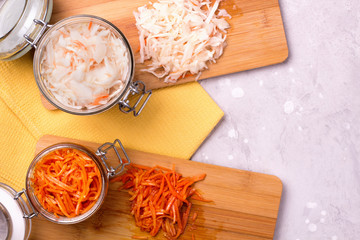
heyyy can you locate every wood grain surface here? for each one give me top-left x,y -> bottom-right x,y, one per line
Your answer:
40,0 -> 288,110
29,135 -> 282,239
50,0 -> 288,90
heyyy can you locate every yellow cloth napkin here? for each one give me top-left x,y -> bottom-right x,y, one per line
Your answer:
0,53 -> 223,190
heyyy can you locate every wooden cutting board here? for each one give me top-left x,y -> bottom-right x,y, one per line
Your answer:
41,0 -> 288,110
29,135 -> 282,239
50,0 -> 287,90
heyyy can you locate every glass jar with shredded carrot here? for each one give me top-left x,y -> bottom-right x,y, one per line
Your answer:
24,140 -> 129,224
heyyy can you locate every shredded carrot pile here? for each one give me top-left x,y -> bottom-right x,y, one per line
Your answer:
31,148 -> 102,217
111,163 -> 209,239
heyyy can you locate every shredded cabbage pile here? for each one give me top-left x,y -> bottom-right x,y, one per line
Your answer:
134,0 -> 231,83
40,22 -> 130,109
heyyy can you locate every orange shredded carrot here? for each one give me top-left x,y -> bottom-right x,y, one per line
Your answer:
192,212 -> 197,222
31,148 -> 102,217
190,190 -> 212,202
113,163 -> 209,239
73,40 -> 87,50
88,21 -> 93,30
136,38 -> 147,52
59,30 -> 69,38
92,94 -> 109,106
183,72 -> 194,79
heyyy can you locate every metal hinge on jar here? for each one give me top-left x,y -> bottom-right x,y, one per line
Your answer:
95,139 -> 131,178
119,81 -> 152,117
14,189 -> 38,219
23,19 -> 52,49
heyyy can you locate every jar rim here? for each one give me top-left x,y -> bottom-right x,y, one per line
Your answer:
25,143 -> 109,224
33,15 -> 135,115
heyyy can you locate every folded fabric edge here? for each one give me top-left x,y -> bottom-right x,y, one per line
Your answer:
189,112 -> 224,159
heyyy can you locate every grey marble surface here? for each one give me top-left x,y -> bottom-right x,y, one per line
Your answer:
193,0 -> 360,239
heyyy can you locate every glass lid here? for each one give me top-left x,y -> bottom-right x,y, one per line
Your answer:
0,183 -> 31,240
0,0 -> 53,61
0,0 -> 27,39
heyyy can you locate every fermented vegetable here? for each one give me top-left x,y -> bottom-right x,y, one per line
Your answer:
31,148 -> 102,217
40,21 -> 130,109
111,163 -> 210,239
134,0 -> 231,82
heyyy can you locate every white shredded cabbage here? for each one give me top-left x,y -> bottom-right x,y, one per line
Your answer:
134,0 -> 231,83
40,22 -> 130,109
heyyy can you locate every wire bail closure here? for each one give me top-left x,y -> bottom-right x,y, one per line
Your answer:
95,139 -> 131,178
119,81 -> 152,117
23,19 -> 52,49
14,189 -> 38,219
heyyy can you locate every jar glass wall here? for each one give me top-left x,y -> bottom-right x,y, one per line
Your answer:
33,15 -> 135,115
25,143 -> 109,224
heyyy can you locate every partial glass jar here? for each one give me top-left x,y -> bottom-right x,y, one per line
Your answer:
0,0 -> 52,60
22,140 -> 130,224
0,183 -> 32,240
32,15 -> 151,116
26,143 -> 105,223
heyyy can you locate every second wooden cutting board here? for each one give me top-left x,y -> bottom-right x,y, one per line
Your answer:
29,135 -> 282,239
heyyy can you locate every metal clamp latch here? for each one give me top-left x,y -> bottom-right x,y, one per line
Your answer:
23,19 -> 52,49
96,139 -> 131,178
14,189 -> 38,219
119,81 -> 152,117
